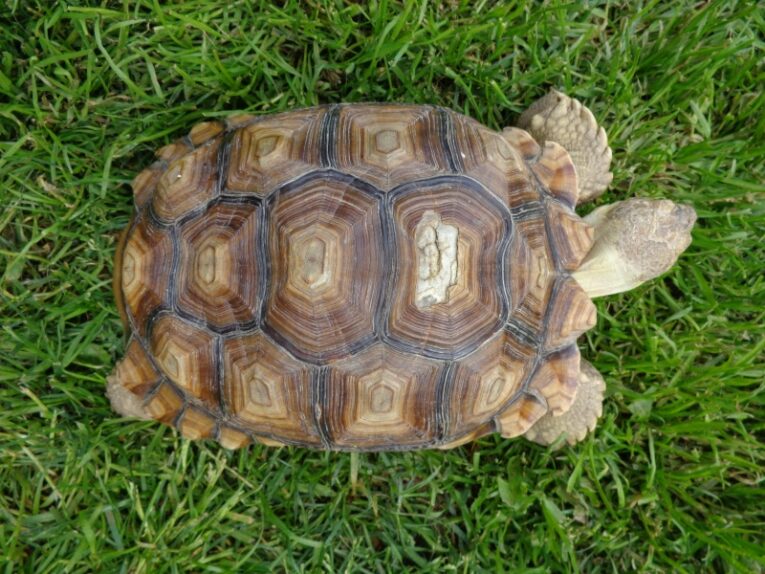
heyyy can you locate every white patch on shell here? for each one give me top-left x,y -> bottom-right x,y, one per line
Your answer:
414,210 -> 459,309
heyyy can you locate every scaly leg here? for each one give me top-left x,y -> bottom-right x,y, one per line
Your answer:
524,360 -> 605,447
518,90 -> 613,203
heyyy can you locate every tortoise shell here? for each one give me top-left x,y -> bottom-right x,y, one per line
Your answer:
112,104 -> 596,451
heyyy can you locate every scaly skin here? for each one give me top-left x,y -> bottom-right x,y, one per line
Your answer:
524,360 -> 606,447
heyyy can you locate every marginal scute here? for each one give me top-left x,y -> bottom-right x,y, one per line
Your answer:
502,127 -> 541,161
178,407 -> 216,440
226,108 -> 324,195
545,277 -> 597,350
546,200 -> 594,270
178,202 -> 261,329
150,315 -> 217,406
156,139 -> 193,163
436,424 -> 494,449
153,137 -> 222,221
188,121 -> 224,146
254,435 -> 286,447
222,333 -> 322,447
447,331 -> 536,439
144,382 -> 184,424
112,339 -> 161,400
225,113 -> 258,130
495,392 -> 548,439
131,165 -> 163,208
121,218 -> 172,335
218,426 -> 252,449
531,141 -> 578,208
323,343 -> 444,449
527,345 -> 581,416
265,176 -> 382,362
388,180 -> 507,358
335,105 -> 450,190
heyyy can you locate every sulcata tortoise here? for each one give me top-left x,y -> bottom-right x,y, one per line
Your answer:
108,91 -> 696,451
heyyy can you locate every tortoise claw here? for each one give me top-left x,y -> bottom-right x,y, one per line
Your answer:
524,359 -> 606,447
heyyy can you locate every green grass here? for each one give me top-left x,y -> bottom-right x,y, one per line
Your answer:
1,1 -> 764,572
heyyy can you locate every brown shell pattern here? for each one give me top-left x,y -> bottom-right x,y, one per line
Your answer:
116,104 -> 596,451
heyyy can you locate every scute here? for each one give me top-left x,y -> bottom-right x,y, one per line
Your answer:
334,105 -> 451,190
120,217 -> 172,335
446,331 -> 535,439
226,108 -> 325,195
321,343 -> 444,449
526,345 -> 581,416
506,215 -> 556,333
544,277 -> 597,350
222,332 -> 322,447
112,103 -> 597,451
177,201 -> 262,330
264,174 -> 383,362
110,338 -> 161,402
152,136 -> 221,222
150,314 -> 217,407
531,141 -> 579,207
545,200 -> 595,270
495,392 -> 548,439
177,407 -> 217,440
450,114 -> 530,208
144,382 -> 184,424
386,178 -> 509,359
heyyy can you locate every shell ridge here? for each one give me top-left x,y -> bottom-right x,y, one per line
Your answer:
254,194 -> 270,331
319,105 -> 341,168
212,334 -> 226,416
434,360 -> 456,445
437,107 -> 461,173
167,224 -> 181,316
312,366 -> 333,449
215,130 -> 236,197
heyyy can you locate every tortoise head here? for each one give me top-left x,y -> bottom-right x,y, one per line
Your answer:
572,198 -> 697,298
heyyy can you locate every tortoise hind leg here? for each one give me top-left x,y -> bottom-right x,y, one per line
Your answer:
524,360 -> 606,447
517,90 -> 613,203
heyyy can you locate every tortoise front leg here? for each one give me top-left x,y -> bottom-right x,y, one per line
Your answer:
524,360 -> 606,447
518,89 -> 613,203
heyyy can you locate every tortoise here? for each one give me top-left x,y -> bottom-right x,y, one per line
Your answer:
108,91 -> 696,451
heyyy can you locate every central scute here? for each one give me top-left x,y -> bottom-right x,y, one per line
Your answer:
264,174 -> 383,362
262,171 -> 511,364
385,177 -> 511,359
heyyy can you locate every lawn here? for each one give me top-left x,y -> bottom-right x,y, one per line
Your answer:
1,1 -> 764,572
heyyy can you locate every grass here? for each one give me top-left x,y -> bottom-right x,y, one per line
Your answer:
1,0 -> 764,572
